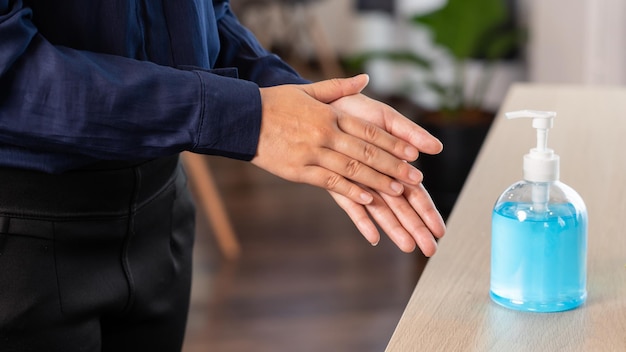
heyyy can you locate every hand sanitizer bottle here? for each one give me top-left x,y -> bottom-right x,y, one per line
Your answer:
490,110 -> 588,312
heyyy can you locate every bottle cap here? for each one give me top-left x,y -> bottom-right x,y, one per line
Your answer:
505,110 -> 560,182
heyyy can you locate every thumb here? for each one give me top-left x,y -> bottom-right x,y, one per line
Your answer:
301,74 -> 369,104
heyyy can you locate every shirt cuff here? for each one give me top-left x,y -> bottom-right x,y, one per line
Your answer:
189,67 -> 262,161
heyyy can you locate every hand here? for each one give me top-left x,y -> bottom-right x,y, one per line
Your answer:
329,183 -> 446,256
252,75 -> 426,205
329,86 -> 443,157
326,78 -> 446,255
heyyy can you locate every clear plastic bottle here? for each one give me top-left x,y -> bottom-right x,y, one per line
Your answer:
490,110 -> 588,312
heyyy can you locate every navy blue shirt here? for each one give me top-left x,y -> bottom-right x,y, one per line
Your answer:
0,0 -> 308,173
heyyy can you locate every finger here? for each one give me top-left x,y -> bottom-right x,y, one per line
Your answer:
403,182 -> 446,239
331,94 -> 444,155
379,189 -> 439,257
328,131 -> 423,189
363,191 -> 418,253
382,106 -> 444,155
298,166 -> 374,205
301,74 -> 370,104
315,147 -> 407,197
337,113 -> 419,162
328,191 -> 381,246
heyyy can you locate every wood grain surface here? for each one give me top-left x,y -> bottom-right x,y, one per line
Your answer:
386,84 -> 626,352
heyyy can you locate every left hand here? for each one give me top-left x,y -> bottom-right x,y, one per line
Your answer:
327,80 -> 446,255
329,182 -> 445,256
329,84 -> 443,158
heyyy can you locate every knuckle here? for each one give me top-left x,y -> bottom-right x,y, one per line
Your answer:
364,123 -> 379,141
311,124 -> 332,145
345,159 -> 361,177
329,78 -> 343,90
324,173 -> 342,190
363,143 -> 378,161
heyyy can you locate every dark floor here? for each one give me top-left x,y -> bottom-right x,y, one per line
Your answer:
181,155 -> 428,352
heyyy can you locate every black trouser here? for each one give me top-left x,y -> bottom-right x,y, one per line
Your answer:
0,155 -> 196,352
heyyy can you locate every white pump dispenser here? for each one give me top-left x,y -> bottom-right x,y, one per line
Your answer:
505,110 -> 559,211
505,110 -> 559,183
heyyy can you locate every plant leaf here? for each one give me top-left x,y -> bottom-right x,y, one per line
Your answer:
411,0 -> 507,60
483,28 -> 527,60
344,50 -> 431,71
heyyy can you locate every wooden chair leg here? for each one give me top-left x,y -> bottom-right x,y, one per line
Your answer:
181,152 -> 241,260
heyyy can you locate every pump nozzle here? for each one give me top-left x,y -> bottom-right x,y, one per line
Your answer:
505,109 -> 555,126
506,110 -> 556,152
505,109 -> 560,183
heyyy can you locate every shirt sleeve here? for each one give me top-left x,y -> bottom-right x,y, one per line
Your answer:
213,1 -> 311,87
0,0 -> 266,172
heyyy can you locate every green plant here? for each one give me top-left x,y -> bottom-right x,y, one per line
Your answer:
347,0 -> 525,120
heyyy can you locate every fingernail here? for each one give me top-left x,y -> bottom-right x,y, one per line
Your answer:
435,138 -> 444,151
371,241 -> 379,247
360,73 -> 370,84
391,181 -> 404,194
409,169 -> 422,183
360,192 -> 373,203
405,145 -> 418,160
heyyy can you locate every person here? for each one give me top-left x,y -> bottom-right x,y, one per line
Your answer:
0,0 -> 446,351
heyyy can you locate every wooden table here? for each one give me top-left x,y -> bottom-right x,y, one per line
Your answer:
385,84 -> 626,351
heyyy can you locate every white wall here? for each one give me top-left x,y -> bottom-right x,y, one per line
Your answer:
310,0 -> 356,54
528,0 -> 626,85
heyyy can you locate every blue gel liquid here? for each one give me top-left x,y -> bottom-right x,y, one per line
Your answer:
490,202 -> 587,312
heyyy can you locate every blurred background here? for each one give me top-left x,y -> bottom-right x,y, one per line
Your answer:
183,0 -> 626,351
